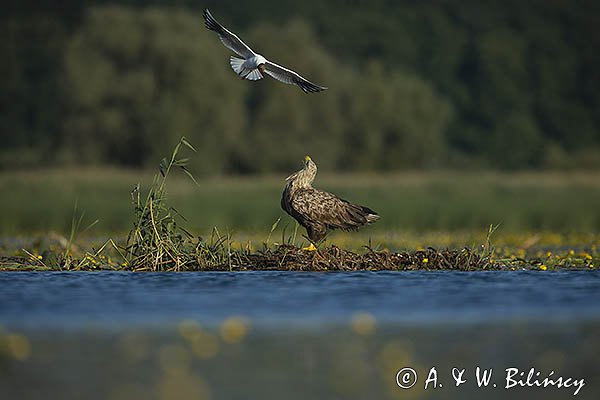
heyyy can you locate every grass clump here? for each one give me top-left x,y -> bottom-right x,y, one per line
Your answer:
125,137 -> 234,271
125,137 -> 196,271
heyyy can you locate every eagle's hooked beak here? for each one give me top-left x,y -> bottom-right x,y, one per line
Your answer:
304,155 -> 312,166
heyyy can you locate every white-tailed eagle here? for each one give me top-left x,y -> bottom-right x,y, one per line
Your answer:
281,156 -> 379,250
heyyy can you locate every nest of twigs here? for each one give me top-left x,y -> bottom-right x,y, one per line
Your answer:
188,245 -> 497,271
246,245 -> 492,271
2,244 -> 593,271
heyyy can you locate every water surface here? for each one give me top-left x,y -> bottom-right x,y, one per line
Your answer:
1,270 -> 599,329
1,271 -> 599,400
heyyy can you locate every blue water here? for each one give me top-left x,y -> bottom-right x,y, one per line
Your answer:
1,270 -> 599,329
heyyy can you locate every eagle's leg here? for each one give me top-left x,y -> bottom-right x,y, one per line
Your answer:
303,225 -> 327,251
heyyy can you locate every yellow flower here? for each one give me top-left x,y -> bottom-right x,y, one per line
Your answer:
422,258 -> 429,263
568,250 -> 575,256
590,264 -> 594,269
546,251 -> 552,257
540,264 -> 547,271
584,253 -> 592,260
36,255 -> 43,260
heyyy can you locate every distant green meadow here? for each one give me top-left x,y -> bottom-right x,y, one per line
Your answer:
1,169 -> 599,237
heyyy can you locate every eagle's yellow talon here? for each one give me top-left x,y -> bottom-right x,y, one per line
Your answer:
302,243 -> 317,251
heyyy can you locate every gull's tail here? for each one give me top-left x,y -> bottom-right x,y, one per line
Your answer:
230,56 -> 245,74
230,56 -> 263,81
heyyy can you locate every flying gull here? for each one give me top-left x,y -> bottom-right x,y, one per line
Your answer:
203,9 -> 327,93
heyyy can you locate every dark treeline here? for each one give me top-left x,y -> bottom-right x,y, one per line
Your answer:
1,0 -> 599,173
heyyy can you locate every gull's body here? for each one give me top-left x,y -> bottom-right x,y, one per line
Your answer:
231,54 -> 268,81
203,9 -> 327,93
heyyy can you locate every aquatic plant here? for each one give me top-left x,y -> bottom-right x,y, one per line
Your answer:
124,137 -> 243,271
125,137 -> 200,271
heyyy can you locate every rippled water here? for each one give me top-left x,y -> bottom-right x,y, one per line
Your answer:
2,271 -> 599,400
1,270 -> 599,329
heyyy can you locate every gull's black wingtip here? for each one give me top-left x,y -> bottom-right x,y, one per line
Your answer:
299,82 -> 328,94
203,8 -> 220,32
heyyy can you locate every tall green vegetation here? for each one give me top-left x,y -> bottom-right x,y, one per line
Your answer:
125,137 -> 236,271
1,0 -> 599,171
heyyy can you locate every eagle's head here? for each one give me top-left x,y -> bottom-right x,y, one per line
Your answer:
304,155 -> 313,167
285,155 -> 317,188
303,155 -> 317,175
301,155 -> 317,185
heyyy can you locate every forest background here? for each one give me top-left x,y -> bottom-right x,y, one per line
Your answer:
2,0 -> 599,174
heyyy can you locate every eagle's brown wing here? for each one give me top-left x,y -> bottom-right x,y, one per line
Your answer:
291,188 -> 379,231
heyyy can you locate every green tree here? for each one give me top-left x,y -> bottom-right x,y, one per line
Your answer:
3,0 -> 599,171
240,19 -> 347,173
342,62 -> 452,170
62,6 -> 247,173
0,15 -> 66,167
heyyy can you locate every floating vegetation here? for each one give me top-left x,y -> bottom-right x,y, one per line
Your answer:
0,241 -> 596,272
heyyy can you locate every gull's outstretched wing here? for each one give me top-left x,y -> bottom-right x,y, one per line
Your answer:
264,61 -> 327,93
203,9 -> 255,59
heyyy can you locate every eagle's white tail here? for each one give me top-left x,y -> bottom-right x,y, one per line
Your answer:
366,213 -> 380,224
